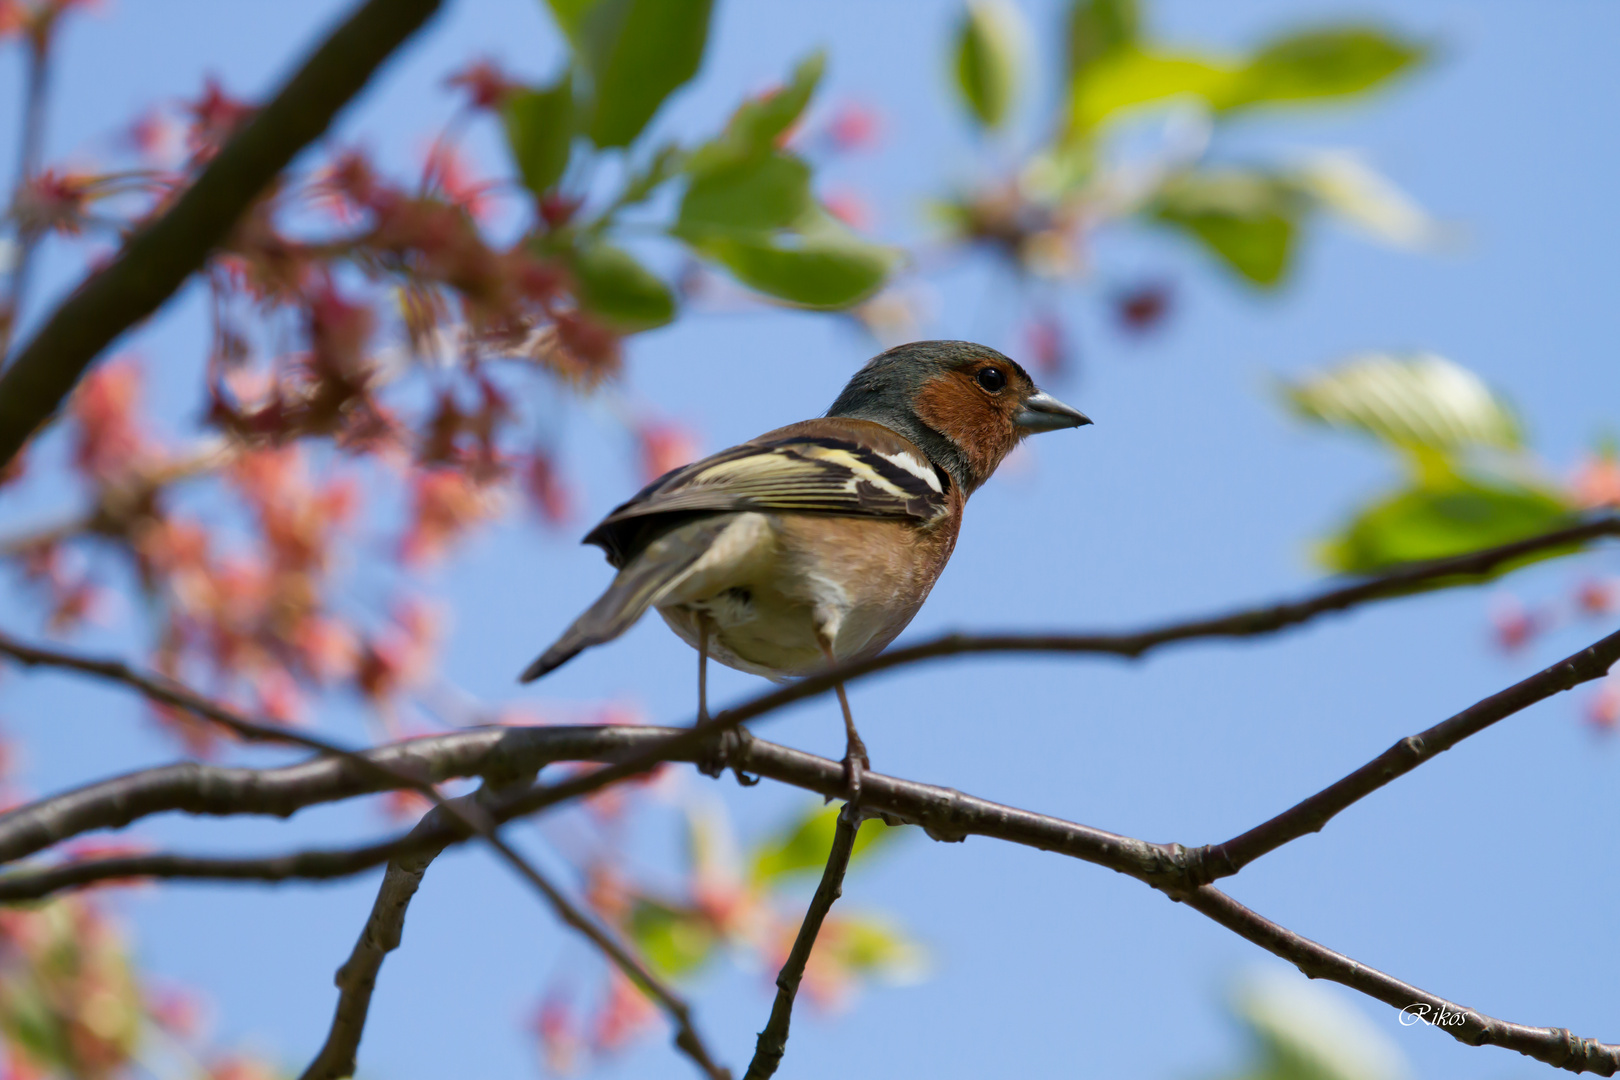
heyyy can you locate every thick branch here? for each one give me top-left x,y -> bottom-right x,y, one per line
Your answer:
0,0 -> 444,464
745,804 -> 863,1080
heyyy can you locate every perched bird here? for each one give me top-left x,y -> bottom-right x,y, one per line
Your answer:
520,340 -> 1090,797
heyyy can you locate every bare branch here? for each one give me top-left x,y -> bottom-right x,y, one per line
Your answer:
1177,886 -> 1620,1075
1191,625 -> 1620,881
745,804 -> 863,1080
298,795 -> 459,1080
0,633 -> 731,1080
0,0 -> 445,466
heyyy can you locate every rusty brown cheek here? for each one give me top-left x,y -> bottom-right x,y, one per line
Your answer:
912,373 -> 1018,488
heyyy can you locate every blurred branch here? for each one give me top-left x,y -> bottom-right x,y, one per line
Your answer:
0,631 -> 731,1080
0,28 -> 55,359
1191,624 -> 1620,881
0,0 -> 445,466
744,803 -> 863,1080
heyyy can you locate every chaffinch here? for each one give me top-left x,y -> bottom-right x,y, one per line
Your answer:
521,340 -> 1090,798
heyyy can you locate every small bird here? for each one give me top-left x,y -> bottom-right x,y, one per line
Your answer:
520,340 -> 1090,798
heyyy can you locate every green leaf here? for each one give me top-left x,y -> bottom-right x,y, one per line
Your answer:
1149,169 -> 1302,286
823,915 -> 927,982
678,152 -> 813,236
1284,353 -> 1522,455
1070,48 -> 1239,134
1320,477 -> 1576,574
543,0 -> 594,42
954,0 -> 1027,130
750,803 -> 900,885
689,51 -> 826,176
581,0 -> 715,148
502,78 -> 574,197
687,214 -> 897,309
570,242 -> 675,331
1066,0 -> 1139,79
626,898 -> 718,977
1225,26 -> 1425,111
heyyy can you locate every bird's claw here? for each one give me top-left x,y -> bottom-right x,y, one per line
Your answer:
695,725 -> 758,786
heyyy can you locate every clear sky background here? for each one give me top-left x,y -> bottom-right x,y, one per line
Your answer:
1,1 -> 1617,1078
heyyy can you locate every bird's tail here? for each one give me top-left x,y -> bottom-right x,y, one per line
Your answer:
519,517 -> 732,682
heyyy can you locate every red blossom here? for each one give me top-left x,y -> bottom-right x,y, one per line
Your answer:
1490,596 -> 1541,652
823,188 -> 873,230
423,140 -> 497,222
1024,313 -> 1069,376
635,420 -> 699,484
590,971 -> 656,1053
524,450 -> 575,525
14,168 -> 97,236
540,192 -> 582,228
1575,578 -> 1618,617
825,100 -> 881,151
184,77 -> 254,160
447,58 -> 513,110
532,989 -> 583,1075
400,468 -> 498,564
70,355 -> 151,481
1571,453 -> 1620,509
1585,679 -> 1620,732
1116,281 -> 1173,333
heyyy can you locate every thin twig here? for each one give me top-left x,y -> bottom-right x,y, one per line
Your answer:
0,632 -> 731,1080
299,794 -> 464,1080
744,804 -> 863,1080
1190,624 -> 1620,881
0,0 -> 445,465
1176,886 -> 1620,1075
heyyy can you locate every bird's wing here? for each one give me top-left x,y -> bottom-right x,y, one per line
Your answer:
584,420 -> 950,566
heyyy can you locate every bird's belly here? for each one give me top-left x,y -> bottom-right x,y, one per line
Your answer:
658,571 -> 917,681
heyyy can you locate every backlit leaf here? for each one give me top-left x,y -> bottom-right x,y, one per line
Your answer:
1070,48 -> 1238,133
1284,353 -> 1522,454
1225,26 -> 1425,111
1150,169 -> 1302,286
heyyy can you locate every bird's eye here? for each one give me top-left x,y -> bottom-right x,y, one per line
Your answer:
976,367 -> 1006,392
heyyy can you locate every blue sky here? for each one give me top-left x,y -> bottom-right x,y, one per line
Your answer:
1,1 -> 1617,1078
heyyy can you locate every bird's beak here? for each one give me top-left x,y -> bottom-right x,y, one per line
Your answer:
1013,389 -> 1092,433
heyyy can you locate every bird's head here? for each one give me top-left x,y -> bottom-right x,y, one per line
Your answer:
827,340 -> 1091,493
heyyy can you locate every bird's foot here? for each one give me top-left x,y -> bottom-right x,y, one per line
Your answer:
838,741 -> 871,808
695,724 -> 759,786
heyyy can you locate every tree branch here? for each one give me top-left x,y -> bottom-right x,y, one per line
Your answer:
0,632 -> 731,1080
744,803 -> 863,1080
0,0 -> 445,465
1177,885 -> 1619,1075
1189,625 -> 1620,882
299,793 -> 461,1080
7,728 -> 1614,1074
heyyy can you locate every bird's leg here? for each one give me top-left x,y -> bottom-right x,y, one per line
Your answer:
693,613 -> 759,786
819,637 -> 869,806
696,614 -> 711,724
